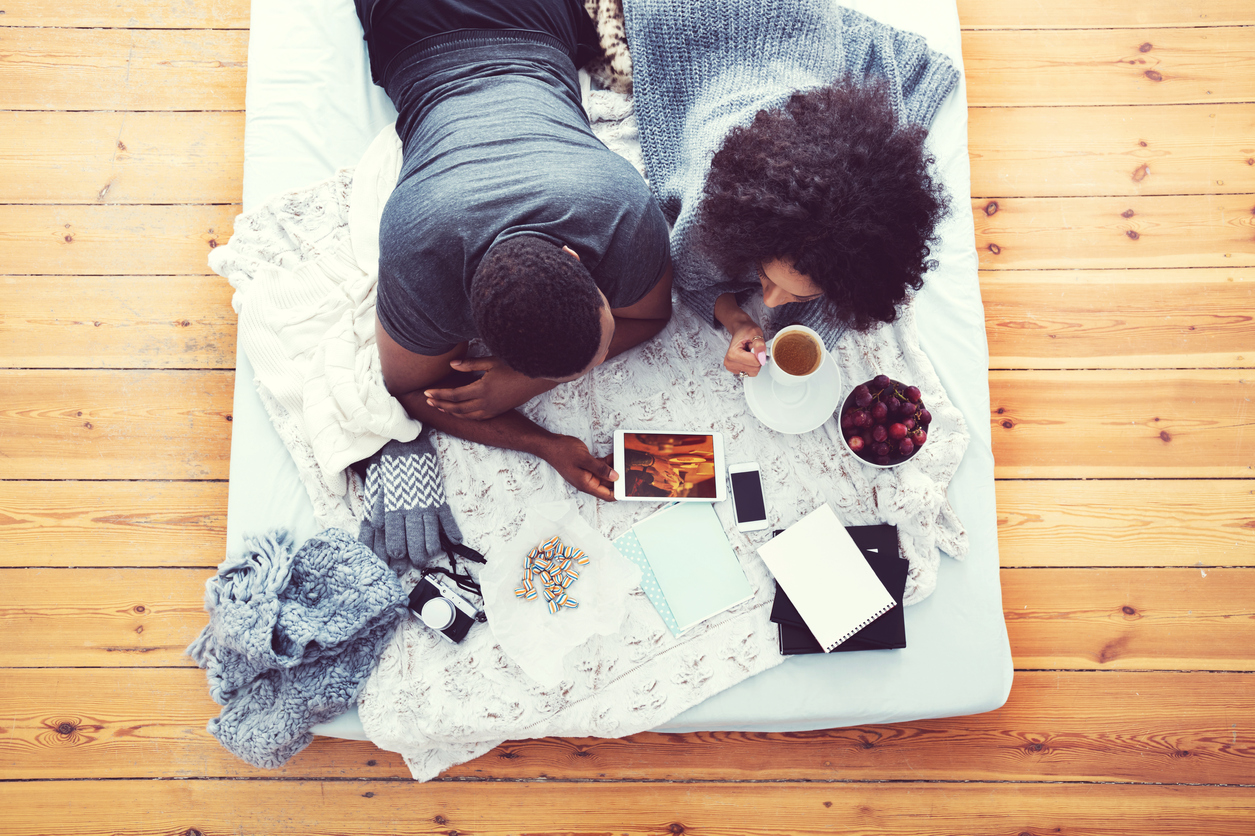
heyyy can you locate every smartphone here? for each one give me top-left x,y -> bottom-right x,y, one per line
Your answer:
728,462 -> 769,531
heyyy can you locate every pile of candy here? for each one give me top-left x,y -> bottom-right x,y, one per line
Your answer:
515,535 -> 590,615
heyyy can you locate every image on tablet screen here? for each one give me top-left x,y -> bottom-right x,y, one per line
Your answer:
622,433 -> 718,499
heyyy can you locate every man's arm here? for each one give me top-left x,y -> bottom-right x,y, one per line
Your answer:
603,260 -> 674,359
376,319 -> 618,500
425,262 -> 674,418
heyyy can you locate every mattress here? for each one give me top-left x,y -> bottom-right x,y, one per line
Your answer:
226,0 -> 1012,742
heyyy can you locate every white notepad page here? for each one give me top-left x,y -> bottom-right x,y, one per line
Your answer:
632,502 -> 753,633
757,504 -> 896,652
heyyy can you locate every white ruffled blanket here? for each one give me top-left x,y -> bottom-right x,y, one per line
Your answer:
210,84 -> 969,780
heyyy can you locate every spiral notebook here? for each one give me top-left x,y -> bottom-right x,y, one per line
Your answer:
756,505 -> 896,652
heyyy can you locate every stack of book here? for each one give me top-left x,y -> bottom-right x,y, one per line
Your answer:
758,506 -> 907,654
614,502 -> 753,636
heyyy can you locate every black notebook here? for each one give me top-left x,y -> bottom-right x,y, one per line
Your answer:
770,524 -> 908,654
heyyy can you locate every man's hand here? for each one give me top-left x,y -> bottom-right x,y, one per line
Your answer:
538,434 -> 618,501
423,356 -> 556,421
724,320 -> 767,377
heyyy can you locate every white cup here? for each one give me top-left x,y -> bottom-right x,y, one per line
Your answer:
767,324 -> 826,389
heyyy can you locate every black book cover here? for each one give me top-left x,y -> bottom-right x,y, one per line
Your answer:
770,524 -> 907,654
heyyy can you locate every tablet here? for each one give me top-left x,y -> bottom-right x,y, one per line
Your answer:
612,430 -> 726,502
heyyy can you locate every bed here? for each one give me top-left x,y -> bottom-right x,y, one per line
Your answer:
225,0 -> 1012,750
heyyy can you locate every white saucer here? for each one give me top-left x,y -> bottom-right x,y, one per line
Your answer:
744,353 -> 843,434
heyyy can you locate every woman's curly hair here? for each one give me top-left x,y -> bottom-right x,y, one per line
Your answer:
697,77 -> 948,330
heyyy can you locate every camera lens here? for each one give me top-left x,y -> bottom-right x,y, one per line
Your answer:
419,597 -> 456,631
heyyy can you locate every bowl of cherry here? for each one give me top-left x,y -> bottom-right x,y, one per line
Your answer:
838,374 -> 931,467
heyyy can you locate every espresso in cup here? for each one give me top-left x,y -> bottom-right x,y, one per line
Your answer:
772,330 -> 823,377
766,324 -> 827,391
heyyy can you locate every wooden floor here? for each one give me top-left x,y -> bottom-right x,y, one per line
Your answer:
1,0 -> 1253,833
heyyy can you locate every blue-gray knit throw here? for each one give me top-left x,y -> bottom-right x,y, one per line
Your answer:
622,0 -> 961,348
187,528 -> 407,768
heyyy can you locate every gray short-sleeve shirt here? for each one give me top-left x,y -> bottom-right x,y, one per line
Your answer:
375,34 -> 671,356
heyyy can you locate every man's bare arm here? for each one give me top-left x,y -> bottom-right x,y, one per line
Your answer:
603,261 -> 673,359
376,319 -> 617,499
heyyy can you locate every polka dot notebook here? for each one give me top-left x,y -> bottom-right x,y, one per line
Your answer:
613,528 -> 682,636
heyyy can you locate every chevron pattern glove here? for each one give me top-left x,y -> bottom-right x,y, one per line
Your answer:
358,427 -> 462,569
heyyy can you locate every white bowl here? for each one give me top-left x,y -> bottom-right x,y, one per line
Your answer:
836,379 -> 927,468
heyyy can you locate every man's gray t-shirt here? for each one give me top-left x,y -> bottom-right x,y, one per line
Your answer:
376,33 -> 671,356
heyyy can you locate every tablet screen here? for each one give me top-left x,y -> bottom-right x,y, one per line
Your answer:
621,433 -> 720,499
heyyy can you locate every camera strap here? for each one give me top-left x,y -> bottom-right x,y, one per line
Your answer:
423,522 -> 488,622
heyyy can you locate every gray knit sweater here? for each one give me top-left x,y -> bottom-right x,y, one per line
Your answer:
622,0 -> 960,347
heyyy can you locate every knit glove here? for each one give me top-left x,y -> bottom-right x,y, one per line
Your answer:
358,428 -> 462,569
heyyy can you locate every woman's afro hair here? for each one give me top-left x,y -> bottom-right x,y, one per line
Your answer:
697,76 -> 949,330
470,236 -> 604,379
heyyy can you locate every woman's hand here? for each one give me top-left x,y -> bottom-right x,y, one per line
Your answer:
537,434 -> 618,501
724,321 -> 767,377
423,356 -> 556,421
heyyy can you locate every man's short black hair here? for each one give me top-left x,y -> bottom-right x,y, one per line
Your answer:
470,236 -> 605,379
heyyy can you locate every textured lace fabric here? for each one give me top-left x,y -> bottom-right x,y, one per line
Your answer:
214,82 -> 970,781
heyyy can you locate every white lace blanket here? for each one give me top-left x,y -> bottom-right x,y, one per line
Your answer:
212,85 -> 970,780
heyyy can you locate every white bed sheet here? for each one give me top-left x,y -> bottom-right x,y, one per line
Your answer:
227,0 -> 1012,741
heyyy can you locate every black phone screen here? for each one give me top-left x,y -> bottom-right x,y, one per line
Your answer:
730,469 -> 766,522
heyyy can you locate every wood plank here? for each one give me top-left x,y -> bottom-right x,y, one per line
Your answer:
0,28 -> 247,111
0,112 -> 244,204
973,195 -> 1255,270
968,104 -> 1255,198
0,370 -> 232,480
0,275 -> 237,368
963,28 -> 1255,107
3,669 -> 1252,784
0,205 -> 237,275
0,569 -> 210,668
996,480 -> 1255,568
956,0 -> 1254,29
0,0 -> 250,28
989,370 -> 1254,478
3,781 -> 1254,836
4,567 -> 1251,670
982,268 -> 1255,368
1003,568 -> 1255,671
0,482 -> 227,568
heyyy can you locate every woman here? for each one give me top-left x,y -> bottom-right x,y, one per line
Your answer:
622,0 -> 959,376
697,78 -> 949,377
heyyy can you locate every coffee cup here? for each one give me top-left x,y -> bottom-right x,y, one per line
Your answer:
767,324 -> 826,389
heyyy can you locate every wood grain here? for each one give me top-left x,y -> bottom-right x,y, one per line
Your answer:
4,567 -> 1251,670
0,28 -> 248,111
0,370 -> 233,480
973,194 -> 1255,270
0,112 -> 245,204
0,482 -> 227,568
0,205 -> 237,275
968,104 -> 1255,198
956,0 -> 1254,29
1003,568 -> 1255,671
4,780 -> 1254,836
2,669 -> 1252,784
0,275 -> 237,368
963,28 -> 1255,107
996,480 -> 1255,568
0,569 -> 211,668
0,0 -> 250,28
982,268 -> 1255,368
990,370 -> 1254,478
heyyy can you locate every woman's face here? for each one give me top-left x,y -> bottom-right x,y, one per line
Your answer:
757,257 -> 824,308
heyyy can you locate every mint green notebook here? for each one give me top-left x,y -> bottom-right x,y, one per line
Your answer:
630,502 -> 753,634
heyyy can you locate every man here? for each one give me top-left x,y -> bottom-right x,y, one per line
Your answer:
356,0 -> 674,499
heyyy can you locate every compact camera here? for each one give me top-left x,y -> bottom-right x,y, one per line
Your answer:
408,573 -> 482,644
